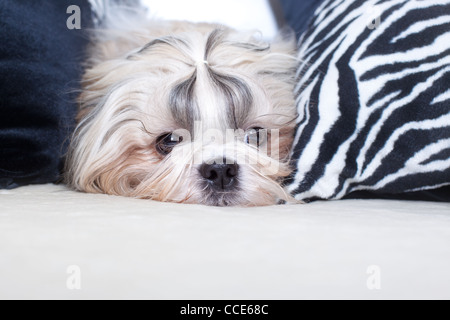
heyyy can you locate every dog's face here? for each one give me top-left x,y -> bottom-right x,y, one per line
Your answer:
66,23 -> 298,206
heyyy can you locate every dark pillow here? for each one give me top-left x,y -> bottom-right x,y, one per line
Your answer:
278,0 -> 324,38
0,0 -> 92,189
284,0 -> 450,202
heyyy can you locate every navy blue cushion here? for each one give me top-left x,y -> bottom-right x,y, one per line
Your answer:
278,0 -> 324,38
0,0 -> 92,189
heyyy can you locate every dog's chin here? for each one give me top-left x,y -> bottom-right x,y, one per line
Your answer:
198,191 -> 281,207
204,193 -> 240,207
184,177 -> 288,207
193,191 -> 269,207
199,185 -> 242,207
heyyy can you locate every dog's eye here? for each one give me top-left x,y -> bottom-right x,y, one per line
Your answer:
156,132 -> 183,155
245,127 -> 266,147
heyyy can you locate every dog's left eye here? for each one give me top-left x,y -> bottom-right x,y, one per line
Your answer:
156,132 -> 183,155
245,128 -> 266,147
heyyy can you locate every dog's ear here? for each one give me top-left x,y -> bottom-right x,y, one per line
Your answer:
257,28 -> 298,76
86,1 -> 162,62
76,59 -> 117,122
209,28 -> 298,78
87,1 -> 202,62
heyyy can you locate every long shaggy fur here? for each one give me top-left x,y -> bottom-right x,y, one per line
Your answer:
66,3 -> 299,206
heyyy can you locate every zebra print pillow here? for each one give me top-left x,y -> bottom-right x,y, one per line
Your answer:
287,0 -> 450,201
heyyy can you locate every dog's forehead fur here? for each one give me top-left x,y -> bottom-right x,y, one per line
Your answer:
80,23 -> 297,134
167,63 -> 256,133
129,27 -> 273,133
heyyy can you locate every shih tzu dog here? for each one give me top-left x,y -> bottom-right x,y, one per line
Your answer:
65,2 -> 299,206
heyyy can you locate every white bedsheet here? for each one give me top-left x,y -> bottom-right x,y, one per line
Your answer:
0,184 -> 449,299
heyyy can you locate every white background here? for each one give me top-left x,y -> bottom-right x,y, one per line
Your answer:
141,0 -> 279,39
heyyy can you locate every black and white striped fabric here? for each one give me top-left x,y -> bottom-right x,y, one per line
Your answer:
287,0 -> 450,201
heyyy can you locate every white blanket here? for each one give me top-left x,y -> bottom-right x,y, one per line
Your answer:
0,184 -> 449,299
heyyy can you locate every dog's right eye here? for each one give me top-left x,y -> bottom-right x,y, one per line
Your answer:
156,133 -> 183,156
245,127 -> 266,147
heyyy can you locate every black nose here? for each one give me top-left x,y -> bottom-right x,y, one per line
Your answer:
200,163 -> 239,190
